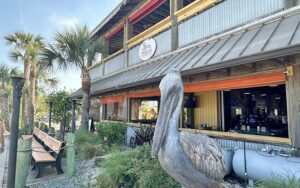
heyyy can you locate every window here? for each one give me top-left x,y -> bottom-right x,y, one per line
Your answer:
223,85 -> 288,138
130,98 -> 159,124
105,102 -> 124,121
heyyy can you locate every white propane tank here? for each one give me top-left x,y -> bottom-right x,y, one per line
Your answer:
233,149 -> 300,181
222,148 -> 234,176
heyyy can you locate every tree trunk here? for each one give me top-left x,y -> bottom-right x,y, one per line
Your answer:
27,63 -> 36,126
21,59 -> 30,127
80,68 -> 91,130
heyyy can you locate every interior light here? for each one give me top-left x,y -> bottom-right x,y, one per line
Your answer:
244,92 -> 251,95
260,94 -> 267,97
275,97 -> 281,100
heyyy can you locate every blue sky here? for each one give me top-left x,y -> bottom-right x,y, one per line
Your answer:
0,0 -> 121,91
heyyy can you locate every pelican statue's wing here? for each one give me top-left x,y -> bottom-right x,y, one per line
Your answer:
180,131 -> 226,181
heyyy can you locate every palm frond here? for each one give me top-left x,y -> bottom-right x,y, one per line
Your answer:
87,36 -> 105,67
9,67 -> 19,76
4,34 -> 18,45
9,49 -> 24,62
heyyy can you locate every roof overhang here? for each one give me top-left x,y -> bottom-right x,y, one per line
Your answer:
72,5 -> 300,98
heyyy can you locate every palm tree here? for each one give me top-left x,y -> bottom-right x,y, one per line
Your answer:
41,25 -> 104,130
5,32 -> 33,126
26,38 -> 44,126
0,64 -> 20,130
5,32 -> 44,126
0,64 -> 19,89
0,64 -> 10,88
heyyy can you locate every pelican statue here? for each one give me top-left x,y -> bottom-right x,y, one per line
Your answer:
151,69 -> 226,188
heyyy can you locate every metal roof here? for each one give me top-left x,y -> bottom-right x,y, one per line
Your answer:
72,6 -> 300,98
90,0 -> 141,37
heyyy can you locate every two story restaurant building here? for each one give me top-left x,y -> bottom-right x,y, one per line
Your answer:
72,0 -> 300,156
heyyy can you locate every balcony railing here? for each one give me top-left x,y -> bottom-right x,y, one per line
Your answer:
89,0 -> 287,81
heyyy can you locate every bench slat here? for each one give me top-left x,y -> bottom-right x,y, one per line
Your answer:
32,138 -> 55,162
32,152 -> 55,162
33,127 -> 40,136
37,130 -> 48,141
44,136 -> 62,153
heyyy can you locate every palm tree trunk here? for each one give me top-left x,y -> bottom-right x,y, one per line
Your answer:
80,67 -> 91,130
21,59 -> 30,126
27,63 -> 36,126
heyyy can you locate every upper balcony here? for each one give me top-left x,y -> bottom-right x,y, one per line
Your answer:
89,0 -> 289,82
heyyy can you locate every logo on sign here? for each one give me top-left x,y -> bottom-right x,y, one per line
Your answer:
139,38 -> 157,61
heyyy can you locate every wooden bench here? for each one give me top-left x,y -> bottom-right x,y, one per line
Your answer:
31,127 -> 64,178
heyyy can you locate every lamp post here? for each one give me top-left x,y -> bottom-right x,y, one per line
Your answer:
7,76 -> 24,188
48,101 -> 53,128
70,99 -> 80,133
62,103 -> 67,140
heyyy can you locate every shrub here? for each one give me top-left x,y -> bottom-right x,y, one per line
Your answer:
255,174 -> 300,188
55,130 -> 63,141
94,144 -> 180,188
131,125 -> 154,147
48,127 -> 55,137
75,129 -> 108,160
95,121 -> 126,146
78,143 -> 107,160
75,129 -> 102,144
39,122 -> 48,133
18,124 -> 33,137
75,129 -> 89,144
96,150 -> 137,188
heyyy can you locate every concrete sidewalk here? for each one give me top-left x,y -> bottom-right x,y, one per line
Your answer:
0,135 -> 9,188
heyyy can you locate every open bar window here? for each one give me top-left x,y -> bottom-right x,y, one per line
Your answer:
223,85 -> 288,138
105,102 -> 124,121
130,97 -> 159,125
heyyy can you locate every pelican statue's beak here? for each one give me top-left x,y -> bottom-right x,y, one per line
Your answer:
151,92 -> 169,158
151,69 -> 183,158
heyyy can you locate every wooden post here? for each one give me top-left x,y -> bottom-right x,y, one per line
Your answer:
286,63 -> 300,156
48,101 -> 52,128
122,97 -> 130,122
66,133 -> 75,177
170,0 -> 183,51
124,17 -> 133,68
15,136 -> 32,188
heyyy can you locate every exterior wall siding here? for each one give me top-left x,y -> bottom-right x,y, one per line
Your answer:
89,64 -> 104,81
128,29 -> 171,66
128,45 -> 140,66
178,0 -> 286,47
194,91 -> 219,129
104,53 -> 125,75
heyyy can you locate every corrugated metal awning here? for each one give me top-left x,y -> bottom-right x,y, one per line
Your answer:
72,6 -> 300,98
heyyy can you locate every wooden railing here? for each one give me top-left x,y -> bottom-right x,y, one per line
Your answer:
89,0 -> 220,71
88,49 -> 124,70
127,16 -> 172,48
175,0 -> 220,22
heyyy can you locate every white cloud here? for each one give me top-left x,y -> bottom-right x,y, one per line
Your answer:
49,13 -> 80,30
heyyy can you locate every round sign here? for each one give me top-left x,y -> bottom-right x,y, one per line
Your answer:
139,38 -> 157,61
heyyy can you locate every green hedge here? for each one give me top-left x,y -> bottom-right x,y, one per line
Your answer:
95,121 -> 126,147
75,129 -> 107,160
95,144 -> 180,188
